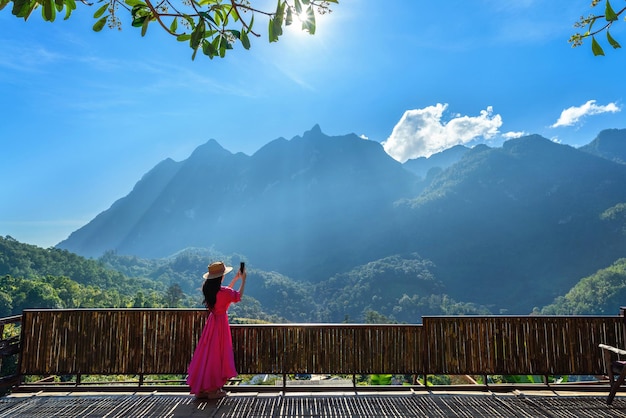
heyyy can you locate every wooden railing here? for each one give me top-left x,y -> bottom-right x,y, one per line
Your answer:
232,324 -> 423,375
422,315 -> 622,376
0,315 -> 22,388
4,309 -> 625,390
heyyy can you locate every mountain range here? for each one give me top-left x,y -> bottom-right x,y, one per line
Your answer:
58,126 -> 626,316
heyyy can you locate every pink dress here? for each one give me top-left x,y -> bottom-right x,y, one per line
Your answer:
187,286 -> 241,394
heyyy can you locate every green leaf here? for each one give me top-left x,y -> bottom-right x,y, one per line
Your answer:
198,11 -> 216,25
92,15 -> 107,32
285,6 -> 292,26
63,0 -> 75,19
302,5 -> 315,34
12,0 -> 32,18
268,18 -> 277,42
93,2 -> 108,18
0,0 -> 10,12
605,0 -> 618,21
141,14 -> 149,36
607,30 -> 621,49
272,0 -> 284,37
294,0 -> 302,14
202,38 -> 217,57
169,17 -> 178,32
190,19 -> 205,50
42,0 -> 55,21
63,0 -> 76,20
124,0 -> 144,7
11,0 -> 26,15
240,27 -> 250,49
132,15 -> 147,28
591,36 -> 605,55
230,6 -> 240,22
176,33 -> 191,42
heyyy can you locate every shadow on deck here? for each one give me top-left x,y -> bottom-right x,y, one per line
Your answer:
2,390 -> 626,417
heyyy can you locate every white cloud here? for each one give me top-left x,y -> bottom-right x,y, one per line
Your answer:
503,131 -> 526,139
551,100 -> 621,128
382,103 -> 503,162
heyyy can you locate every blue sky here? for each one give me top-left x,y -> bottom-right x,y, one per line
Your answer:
1,1 -> 625,249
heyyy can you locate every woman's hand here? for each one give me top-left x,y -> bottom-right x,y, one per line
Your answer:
227,272 -> 241,288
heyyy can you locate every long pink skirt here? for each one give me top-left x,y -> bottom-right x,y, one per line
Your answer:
186,312 -> 237,394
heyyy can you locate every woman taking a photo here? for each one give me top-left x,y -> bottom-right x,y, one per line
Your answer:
187,261 -> 246,399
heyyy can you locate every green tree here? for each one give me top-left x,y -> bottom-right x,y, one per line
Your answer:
164,283 -> 184,307
0,291 -> 12,317
570,0 -> 625,55
0,0 -> 337,60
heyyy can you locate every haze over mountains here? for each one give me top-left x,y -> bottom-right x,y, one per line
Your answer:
58,126 -> 626,315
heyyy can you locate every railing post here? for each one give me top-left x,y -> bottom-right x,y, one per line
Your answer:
0,321 -> 4,373
282,325 -> 287,391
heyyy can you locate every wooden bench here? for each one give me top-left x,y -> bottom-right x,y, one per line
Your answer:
598,307 -> 626,404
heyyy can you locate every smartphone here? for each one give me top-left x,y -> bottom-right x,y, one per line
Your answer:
240,262 -> 245,274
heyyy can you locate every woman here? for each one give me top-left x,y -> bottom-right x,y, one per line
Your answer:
187,261 -> 246,399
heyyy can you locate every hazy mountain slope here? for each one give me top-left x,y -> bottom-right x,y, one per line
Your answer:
56,127 -> 626,316
394,134 -> 626,313
58,158 -> 182,258
403,145 -> 470,178
580,128 -> 626,164
59,126 -> 423,280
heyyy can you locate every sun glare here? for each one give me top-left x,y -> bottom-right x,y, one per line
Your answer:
283,3 -> 335,39
285,10 -> 315,37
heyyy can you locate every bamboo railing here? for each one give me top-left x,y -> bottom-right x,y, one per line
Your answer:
422,315 -> 623,376
0,315 -> 22,388
7,309 -> 626,389
232,324 -> 423,375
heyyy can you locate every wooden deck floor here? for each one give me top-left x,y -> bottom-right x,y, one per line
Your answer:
2,390 -> 626,417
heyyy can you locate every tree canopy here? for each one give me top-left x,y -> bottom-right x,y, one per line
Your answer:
570,0 -> 625,55
3,0 -> 624,58
1,0 -> 337,59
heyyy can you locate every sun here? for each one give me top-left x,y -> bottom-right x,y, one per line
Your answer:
285,6 -> 317,37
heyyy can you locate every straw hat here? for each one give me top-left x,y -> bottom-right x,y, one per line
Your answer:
202,261 -> 233,280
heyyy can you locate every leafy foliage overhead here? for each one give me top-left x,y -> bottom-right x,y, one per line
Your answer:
0,0 -> 338,60
570,0 -> 625,55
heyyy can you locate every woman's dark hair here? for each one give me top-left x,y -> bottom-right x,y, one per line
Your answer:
202,277 -> 222,310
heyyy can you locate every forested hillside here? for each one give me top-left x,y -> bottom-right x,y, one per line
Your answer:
5,233 -> 626,321
1,236 -> 495,323
541,258 -> 626,315
0,236 -> 180,316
